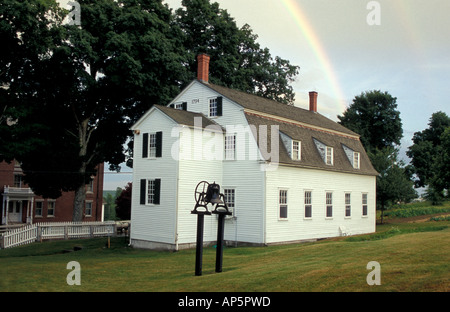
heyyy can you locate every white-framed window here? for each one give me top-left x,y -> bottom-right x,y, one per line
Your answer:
35,201 -> 43,217
225,134 -> 236,160
209,98 -> 218,117
209,97 -> 222,117
326,146 -> 334,165
142,132 -> 162,158
147,179 -> 156,204
140,179 -> 161,205
326,192 -> 333,218
304,191 -> 312,218
292,140 -> 301,160
85,201 -> 93,216
353,152 -> 360,169
224,188 -> 235,215
48,200 -> 56,217
149,133 -> 157,158
175,102 -> 187,110
362,193 -> 368,216
345,193 -> 351,217
279,190 -> 288,219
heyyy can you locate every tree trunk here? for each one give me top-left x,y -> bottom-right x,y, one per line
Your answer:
73,183 -> 86,222
72,118 -> 90,222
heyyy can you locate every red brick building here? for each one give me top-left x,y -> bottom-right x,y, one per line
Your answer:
1,160 -> 104,225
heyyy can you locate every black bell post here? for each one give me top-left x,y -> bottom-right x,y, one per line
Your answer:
191,181 -> 231,276
191,181 -> 212,276
212,194 -> 232,273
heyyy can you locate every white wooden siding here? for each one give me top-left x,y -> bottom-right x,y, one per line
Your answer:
265,166 -> 376,244
177,127 -> 224,245
131,80 -> 376,250
170,81 -> 266,245
130,109 -> 179,245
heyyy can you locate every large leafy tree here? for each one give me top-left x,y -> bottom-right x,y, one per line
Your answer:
0,0 -> 65,162
3,0 -> 188,221
338,90 -> 403,152
369,148 -> 417,223
338,91 -> 416,218
3,0 -> 301,222
407,112 -> 450,202
175,0 -> 300,105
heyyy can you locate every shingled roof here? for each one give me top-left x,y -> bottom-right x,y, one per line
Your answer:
203,82 -> 359,138
201,81 -> 378,176
155,105 -> 222,130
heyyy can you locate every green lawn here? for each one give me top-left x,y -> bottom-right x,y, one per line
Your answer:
1,215 -> 449,292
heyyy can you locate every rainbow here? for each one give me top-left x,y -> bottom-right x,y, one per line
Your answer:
280,0 -> 347,110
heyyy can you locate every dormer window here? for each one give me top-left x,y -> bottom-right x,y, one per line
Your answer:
353,152 -> 360,169
342,144 -> 360,169
292,140 -> 301,160
313,138 -> 333,166
209,96 -> 223,117
326,146 -> 333,165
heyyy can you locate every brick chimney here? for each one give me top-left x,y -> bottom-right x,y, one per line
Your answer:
197,53 -> 210,83
309,91 -> 318,112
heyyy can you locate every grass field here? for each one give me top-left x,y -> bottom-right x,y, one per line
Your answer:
1,203 -> 449,292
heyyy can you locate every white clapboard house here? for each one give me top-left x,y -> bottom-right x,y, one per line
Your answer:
129,54 -> 378,250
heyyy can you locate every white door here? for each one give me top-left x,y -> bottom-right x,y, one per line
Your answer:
8,201 -> 22,223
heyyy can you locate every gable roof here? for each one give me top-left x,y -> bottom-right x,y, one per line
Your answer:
155,105 -> 222,130
131,104 -> 221,131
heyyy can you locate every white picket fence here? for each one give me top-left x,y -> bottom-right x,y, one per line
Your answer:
0,221 -> 116,249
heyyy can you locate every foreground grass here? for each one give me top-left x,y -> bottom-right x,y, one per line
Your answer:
1,219 -> 449,292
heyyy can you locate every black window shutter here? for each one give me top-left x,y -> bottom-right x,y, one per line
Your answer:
155,131 -> 162,157
169,104 -> 174,108
154,179 -> 161,205
140,179 -> 146,205
217,97 -> 223,116
142,133 -> 148,158
182,102 -> 187,111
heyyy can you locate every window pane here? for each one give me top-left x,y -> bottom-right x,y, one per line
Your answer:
147,180 -> 155,204
345,193 -> 351,216
353,152 -> 360,169
225,135 -> 236,160
209,98 -> 217,117
305,205 -> 312,218
149,133 -> 156,157
326,192 -> 333,217
362,193 -> 368,216
279,190 -> 287,204
279,190 -> 288,218
224,189 -> 235,208
280,205 -> 288,218
326,147 -> 333,165
292,141 -> 300,160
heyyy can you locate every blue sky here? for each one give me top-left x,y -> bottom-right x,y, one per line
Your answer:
104,0 -> 450,189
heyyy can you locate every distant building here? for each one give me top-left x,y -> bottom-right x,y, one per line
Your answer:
129,54 -> 378,250
1,160 -> 104,224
